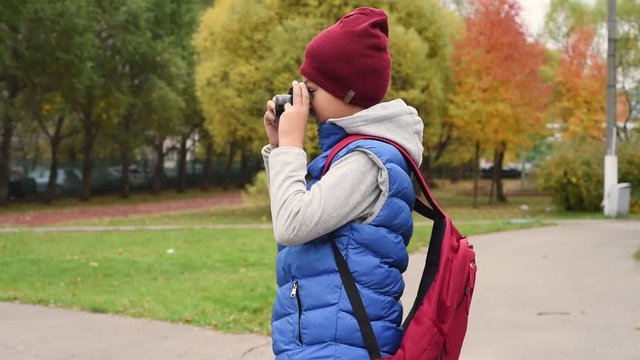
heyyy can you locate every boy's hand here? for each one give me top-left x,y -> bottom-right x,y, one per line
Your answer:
278,80 -> 309,149
263,99 -> 279,148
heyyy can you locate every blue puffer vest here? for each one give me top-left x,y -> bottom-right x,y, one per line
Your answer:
271,124 -> 415,359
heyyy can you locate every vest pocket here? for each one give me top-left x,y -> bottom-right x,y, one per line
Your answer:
290,281 -> 303,345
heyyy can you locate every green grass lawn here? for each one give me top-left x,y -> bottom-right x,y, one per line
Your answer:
0,220 -> 544,335
0,229 -> 277,334
0,179 -> 635,335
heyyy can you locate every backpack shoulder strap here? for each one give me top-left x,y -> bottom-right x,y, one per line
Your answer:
323,134 -> 445,219
322,135 -> 446,360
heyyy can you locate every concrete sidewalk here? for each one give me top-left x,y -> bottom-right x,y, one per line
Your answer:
0,303 -> 272,360
457,220 -> 640,360
1,220 -> 639,359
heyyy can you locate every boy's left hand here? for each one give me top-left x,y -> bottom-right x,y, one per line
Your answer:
278,80 -> 309,149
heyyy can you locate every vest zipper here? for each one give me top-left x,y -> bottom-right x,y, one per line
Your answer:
290,281 -> 303,345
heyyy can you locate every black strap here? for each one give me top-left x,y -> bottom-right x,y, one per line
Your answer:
330,240 -> 382,359
401,216 -> 445,329
414,197 -> 436,220
323,135 -> 447,359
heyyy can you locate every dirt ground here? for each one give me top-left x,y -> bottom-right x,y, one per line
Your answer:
0,192 -> 243,226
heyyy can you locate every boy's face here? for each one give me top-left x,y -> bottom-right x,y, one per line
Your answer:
302,78 -> 363,124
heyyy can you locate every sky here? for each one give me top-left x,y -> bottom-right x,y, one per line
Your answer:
517,0 -> 551,36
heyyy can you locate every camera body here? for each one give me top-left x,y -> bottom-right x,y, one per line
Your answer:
273,87 -> 293,120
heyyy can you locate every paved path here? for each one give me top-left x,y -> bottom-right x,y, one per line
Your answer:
0,303 -> 272,360
1,220 -> 639,359
457,220 -> 640,360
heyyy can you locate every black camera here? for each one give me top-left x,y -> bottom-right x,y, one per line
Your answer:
273,87 -> 293,119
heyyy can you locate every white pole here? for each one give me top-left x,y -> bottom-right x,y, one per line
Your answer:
603,0 -> 618,217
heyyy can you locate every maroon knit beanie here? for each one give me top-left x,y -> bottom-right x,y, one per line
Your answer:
300,7 -> 391,109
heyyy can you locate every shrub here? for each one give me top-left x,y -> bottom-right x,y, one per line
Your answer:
618,141 -> 640,213
243,170 -> 271,217
534,141 -> 603,211
534,140 -> 640,212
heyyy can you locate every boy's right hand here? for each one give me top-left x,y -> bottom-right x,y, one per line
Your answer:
263,99 -> 278,148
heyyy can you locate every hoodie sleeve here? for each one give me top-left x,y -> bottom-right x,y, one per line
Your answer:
265,146 -> 386,246
261,145 -> 272,181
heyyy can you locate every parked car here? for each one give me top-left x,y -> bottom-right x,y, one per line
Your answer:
480,166 -> 522,179
104,165 -> 149,189
90,168 -> 120,193
88,165 -> 152,194
29,167 -> 82,194
7,168 -> 37,199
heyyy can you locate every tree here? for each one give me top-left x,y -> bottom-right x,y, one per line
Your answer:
15,1 -> 97,203
608,0 -> 639,140
448,0 -> 550,205
75,1 -> 130,201
115,0 -> 166,198
3,0 -> 206,203
543,0 -> 602,48
545,0 -> 640,141
195,0 -> 459,183
176,84 -> 204,193
98,0 -> 193,198
0,1 -> 36,205
553,28 -> 606,140
145,0 -> 201,194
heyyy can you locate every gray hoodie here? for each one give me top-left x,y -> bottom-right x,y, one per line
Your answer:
262,99 -> 424,246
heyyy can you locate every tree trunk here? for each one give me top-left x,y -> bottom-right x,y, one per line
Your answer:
420,154 -> 432,186
488,148 -> 498,205
80,135 -> 94,201
495,144 -> 507,203
80,123 -> 98,202
239,149 -> 250,188
223,141 -> 237,190
472,141 -> 480,209
151,139 -> 165,194
43,115 -> 66,204
120,145 -> 131,198
0,115 -> 13,206
45,138 -> 60,204
432,123 -> 453,164
449,165 -> 463,184
177,135 -> 188,193
621,90 -> 631,142
79,95 -> 98,201
200,141 -> 213,191
119,115 -> 132,198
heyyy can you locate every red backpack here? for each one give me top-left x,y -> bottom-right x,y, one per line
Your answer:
324,135 -> 477,360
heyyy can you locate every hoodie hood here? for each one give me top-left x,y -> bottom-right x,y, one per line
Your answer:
327,99 -> 425,166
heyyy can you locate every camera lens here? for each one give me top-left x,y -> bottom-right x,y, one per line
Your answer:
274,94 -> 293,119
273,87 -> 294,119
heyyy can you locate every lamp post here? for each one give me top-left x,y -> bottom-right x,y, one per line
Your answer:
603,0 -> 618,216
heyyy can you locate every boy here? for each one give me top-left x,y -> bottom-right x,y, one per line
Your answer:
262,7 -> 425,359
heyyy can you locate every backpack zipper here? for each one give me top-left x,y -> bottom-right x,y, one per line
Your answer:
290,281 -> 303,344
456,255 -> 475,312
456,285 -> 472,312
